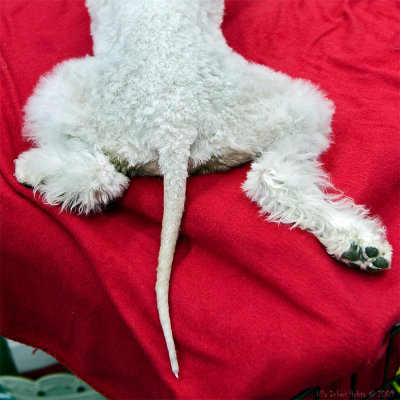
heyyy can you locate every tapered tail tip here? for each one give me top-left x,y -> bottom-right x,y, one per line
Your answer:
172,362 -> 179,379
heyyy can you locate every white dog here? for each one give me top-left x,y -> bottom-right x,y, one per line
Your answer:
14,0 -> 392,377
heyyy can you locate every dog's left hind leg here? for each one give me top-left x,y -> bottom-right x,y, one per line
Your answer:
14,142 -> 129,213
243,142 -> 392,272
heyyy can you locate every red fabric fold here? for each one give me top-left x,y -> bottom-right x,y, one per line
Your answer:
1,1 -> 399,398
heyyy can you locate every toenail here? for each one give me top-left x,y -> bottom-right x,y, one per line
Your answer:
365,247 -> 379,258
372,257 -> 389,269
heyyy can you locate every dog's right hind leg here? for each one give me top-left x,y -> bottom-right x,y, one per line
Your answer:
242,141 -> 392,272
14,142 -> 129,214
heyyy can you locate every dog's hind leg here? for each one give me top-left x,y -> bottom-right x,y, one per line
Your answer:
243,138 -> 392,272
14,141 -> 129,214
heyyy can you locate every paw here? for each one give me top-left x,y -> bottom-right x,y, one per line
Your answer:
14,150 -> 44,188
321,212 -> 392,274
37,164 -> 130,214
14,155 -> 31,186
341,243 -> 391,273
14,149 -> 130,214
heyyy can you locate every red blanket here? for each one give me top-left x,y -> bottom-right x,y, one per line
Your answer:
1,0 -> 399,398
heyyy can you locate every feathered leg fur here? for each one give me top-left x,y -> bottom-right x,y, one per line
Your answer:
15,142 -> 129,214
243,140 -> 392,272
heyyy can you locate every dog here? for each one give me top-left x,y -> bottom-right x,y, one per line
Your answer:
14,0 -> 392,377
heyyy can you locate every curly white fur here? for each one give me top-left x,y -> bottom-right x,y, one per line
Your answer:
14,0 -> 392,377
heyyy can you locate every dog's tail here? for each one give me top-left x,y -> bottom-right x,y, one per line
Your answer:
156,151 -> 189,378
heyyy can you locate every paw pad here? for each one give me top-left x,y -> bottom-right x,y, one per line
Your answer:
372,257 -> 389,269
342,244 -> 361,261
341,243 -> 390,273
365,247 -> 379,258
